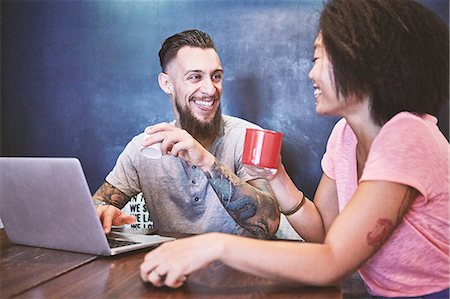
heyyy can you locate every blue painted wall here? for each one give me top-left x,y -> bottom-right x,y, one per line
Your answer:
1,0 -> 448,198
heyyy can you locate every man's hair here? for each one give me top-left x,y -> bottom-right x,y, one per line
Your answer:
159,29 -> 216,72
319,0 -> 449,126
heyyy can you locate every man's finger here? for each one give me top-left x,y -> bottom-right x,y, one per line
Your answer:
113,214 -> 137,226
101,207 -> 119,234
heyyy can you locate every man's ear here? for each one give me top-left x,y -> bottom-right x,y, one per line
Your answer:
158,72 -> 173,95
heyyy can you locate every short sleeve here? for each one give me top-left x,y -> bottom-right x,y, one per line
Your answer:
105,136 -> 141,197
361,113 -> 449,202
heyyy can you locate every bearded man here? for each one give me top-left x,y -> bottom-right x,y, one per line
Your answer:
93,30 -> 280,239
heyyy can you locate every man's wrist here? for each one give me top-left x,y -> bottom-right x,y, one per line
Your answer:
93,198 -> 108,207
199,153 -> 216,172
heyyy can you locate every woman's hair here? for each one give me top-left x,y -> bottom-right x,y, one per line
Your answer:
158,29 -> 216,72
319,0 -> 449,126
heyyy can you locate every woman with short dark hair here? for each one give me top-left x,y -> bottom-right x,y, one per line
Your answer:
140,1 -> 449,297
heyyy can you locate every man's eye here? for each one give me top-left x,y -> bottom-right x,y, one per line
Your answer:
212,74 -> 222,82
188,75 -> 201,81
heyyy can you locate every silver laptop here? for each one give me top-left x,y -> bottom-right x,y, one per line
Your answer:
0,157 -> 174,256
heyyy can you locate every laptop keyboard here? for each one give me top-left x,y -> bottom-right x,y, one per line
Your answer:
124,227 -> 157,235
107,238 -> 140,248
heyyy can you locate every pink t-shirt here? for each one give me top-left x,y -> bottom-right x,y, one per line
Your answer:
321,112 -> 449,297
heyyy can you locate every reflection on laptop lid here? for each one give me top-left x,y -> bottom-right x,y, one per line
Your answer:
0,157 -> 174,256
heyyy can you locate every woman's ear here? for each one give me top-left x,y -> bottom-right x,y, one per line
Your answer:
158,72 -> 173,95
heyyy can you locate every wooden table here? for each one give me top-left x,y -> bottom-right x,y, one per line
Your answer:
0,229 -> 368,298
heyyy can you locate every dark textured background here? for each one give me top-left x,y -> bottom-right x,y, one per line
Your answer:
1,0 -> 448,198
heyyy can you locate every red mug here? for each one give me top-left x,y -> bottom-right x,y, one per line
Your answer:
242,128 -> 283,169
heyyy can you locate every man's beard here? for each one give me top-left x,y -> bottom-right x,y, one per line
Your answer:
176,101 -> 223,140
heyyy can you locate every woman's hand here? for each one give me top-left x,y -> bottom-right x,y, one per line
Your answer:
243,165 -> 278,180
243,157 -> 283,181
140,233 -> 225,288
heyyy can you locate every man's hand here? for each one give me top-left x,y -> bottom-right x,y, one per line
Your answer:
143,123 -> 215,171
95,204 -> 136,234
92,182 -> 135,233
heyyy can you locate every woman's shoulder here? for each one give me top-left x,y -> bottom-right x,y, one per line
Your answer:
383,112 -> 437,130
379,112 -> 445,145
369,112 -> 448,172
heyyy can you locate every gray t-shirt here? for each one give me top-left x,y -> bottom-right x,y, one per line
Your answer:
106,115 -> 261,235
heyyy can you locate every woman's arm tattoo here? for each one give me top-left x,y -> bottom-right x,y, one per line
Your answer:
204,160 -> 280,239
366,218 -> 393,248
92,181 -> 131,209
366,186 -> 417,249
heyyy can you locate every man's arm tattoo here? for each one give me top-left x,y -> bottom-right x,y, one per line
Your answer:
204,160 -> 280,239
92,181 -> 131,209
